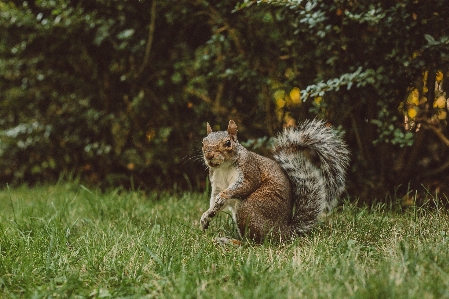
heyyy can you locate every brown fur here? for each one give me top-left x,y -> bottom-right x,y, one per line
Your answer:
200,119 -> 349,243
201,121 -> 294,242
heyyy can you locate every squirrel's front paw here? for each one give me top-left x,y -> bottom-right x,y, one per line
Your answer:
200,212 -> 210,230
200,210 -> 215,230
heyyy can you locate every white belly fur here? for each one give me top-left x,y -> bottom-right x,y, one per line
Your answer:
209,163 -> 240,222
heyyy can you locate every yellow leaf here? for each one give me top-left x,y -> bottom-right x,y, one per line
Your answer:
274,89 -> 286,108
407,88 -> 419,105
407,107 -> 418,118
438,110 -> 447,120
274,89 -> 285,100
289,87 -> 301,105
314,96 -> 323,105
433,96 -> 446,109
422,70 -> 428,85
276,98 -> 286,108
436,70 -> 443,82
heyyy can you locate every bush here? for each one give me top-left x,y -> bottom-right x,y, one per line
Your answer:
1,0 -> 448,200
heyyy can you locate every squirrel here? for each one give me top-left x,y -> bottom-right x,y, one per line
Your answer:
200,119 -> 350,243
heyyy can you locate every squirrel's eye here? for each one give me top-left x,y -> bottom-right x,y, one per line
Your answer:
224,140 -> 231,147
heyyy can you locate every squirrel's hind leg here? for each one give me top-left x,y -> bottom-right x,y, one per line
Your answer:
236,195 -> 294,243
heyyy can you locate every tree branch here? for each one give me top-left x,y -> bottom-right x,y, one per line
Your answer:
138,0 -> 157,76
425,123 -> 449,148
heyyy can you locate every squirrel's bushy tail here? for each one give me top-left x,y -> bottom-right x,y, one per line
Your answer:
272,119 -> 350,235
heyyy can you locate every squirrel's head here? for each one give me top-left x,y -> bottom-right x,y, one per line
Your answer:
202,120 -> 239,168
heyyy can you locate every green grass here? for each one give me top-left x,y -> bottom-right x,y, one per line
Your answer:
1,184 -> 449,298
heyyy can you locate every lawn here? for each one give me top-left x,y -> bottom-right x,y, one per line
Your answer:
1,183 -> 449,298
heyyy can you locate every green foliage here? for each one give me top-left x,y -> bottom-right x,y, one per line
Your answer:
254,0 -> 449,195
0,0 -> 448,196
1,185 -> 449,298
0,0 -> 211,188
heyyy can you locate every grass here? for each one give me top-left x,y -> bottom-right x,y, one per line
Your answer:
1,183 -> 449,298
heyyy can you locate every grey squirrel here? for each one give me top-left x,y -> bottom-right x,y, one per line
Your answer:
200,119 -> 350,243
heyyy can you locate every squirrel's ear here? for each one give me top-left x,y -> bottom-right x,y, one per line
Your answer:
227,120 -> 238,138
206,122 -> 212,135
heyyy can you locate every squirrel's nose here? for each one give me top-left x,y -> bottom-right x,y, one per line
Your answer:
205,152 -> 214,160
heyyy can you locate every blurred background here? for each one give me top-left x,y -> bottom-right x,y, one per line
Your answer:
1,0 -> 448,203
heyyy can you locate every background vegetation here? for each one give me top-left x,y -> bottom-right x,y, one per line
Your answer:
1,184 -> 449,298
1,0 -> 449,201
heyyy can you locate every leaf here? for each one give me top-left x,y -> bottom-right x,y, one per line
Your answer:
347,81 -> 353,90
407,89 -> 419,105
117,29 -> 135,40
433,96 -> 446,109
424,34 -> 437,45
289,87 -> 301,104
436,70 -> 444,82
438,110 -> 447,120
407,107 -> 418,118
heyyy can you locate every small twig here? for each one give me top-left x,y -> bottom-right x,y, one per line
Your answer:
184,87 -> 228,115
197,5 -> 245,56
420,159 -> 449,179
184,87 -> 213,105
138,0 -> 157,76
262,85 -> 274,136
349,112 -> 367,164
214,83 -> 224,113
421,120 -> 449,148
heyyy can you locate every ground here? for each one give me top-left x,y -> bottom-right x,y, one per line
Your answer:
1,183 -> 449,298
